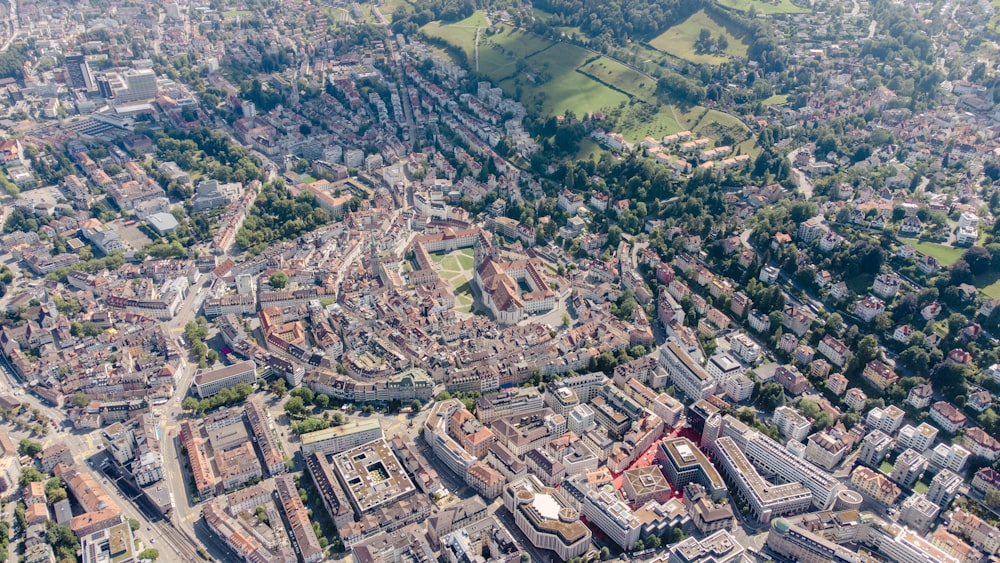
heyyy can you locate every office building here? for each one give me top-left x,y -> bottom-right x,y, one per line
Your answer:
713,436 -> 813,524
668,529 -> 746,563
193,360 -> 258,398
659,340 -> 716,401
581,486 -> 642,550
65,54 -> 94,90
300,418 -> 383,455
502,475 -> 591,561
657,438 -> 727,500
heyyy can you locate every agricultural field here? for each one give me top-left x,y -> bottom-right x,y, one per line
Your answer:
577,58 -> 658,98
715,0 -> 810,14
649,9 -> 749,65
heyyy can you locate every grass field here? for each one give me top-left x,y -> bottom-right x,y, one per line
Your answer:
648,10 -> 748,64
434,248 -> 476,313
614,105 -> 683,143
577,58 -> 657,97
900,238 -> 964,266
423,15 -> 628,117
715,0 -> 810,14
222,9 -> 252,20
762,94 -> 789,106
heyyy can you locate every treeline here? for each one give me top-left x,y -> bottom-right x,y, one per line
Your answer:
235,180 -> 332,255
389,0 -> 475,32
533,0 -> 699,44
151,127 -> 261,185
0,45 -> 28,82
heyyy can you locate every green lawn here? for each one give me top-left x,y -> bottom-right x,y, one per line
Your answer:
914,480 -> 929,495
222,9 -> 252,20
577,58 -> 657,98
762,94 -> 788,106
879,461 -> 893,474
575,138 -> 604,160
900,238 -> 964,266
614,105 -> 683,143
299,174 -> 317,184
648,10 -> 749,64
423,14 -> 628,117
981,280 -> 1000,299
715,0 -> 810,14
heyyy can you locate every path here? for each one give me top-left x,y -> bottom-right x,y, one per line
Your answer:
474,26 -> 480,72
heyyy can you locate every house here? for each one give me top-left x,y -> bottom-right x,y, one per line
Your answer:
818,335 -> 850,368
899,216 -> 922,235
862,360 -> 898,392
917,256 -> 940,275
964,427 -> 1000,461
872,273 -> 901,300
854,295 -> 885,323
892,325 -> 913,344
829,281 -> 849,300
968,388 -> 993,413
930,401 -> 968,434
906,383 -> 933,409
921,302 -> 941,321
844,388 -> 868,411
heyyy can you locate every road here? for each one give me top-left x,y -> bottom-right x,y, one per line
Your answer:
787,147 -> 814,199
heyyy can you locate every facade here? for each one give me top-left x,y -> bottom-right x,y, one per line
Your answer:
656,438 -> 727,500
300,418 -> 383,455
713,436 -> 813,523
659,340 -> 716,401
850,466 -> 900,506
193,360 -> 258,399
502,475 -> 591,561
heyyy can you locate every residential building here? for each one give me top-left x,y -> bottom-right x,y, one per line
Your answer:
896,423 -> 938,452
659,340 -> 716,401
890,448 -> 929,488
773,406 -> 811,443
899,493 -> 940,533
713,436 -> 813,524
926,469 -> 962,509
193,361 -> 258,399
930,401 -> 968,434
850,466 -> 901,506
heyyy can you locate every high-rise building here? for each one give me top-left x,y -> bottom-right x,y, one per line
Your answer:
122,69 -> 157,102
65,54 -> 94,90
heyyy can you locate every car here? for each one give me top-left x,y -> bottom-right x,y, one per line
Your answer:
151,538 -> 156,543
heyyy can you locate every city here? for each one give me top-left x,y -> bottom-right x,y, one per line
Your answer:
0,0 -> 998,562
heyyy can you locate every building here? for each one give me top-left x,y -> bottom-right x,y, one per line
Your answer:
65,54 -> 94,90
773,406 -> 811,443
899,493 -> 940,533
857,430 -> 893,468
896,423 -> 938,452
890,448 -> 929,488
713,436 -> 813,524
581,486 -> 643,550
930,443 -> 970,473
79,522 -> 135,563
866,405 -> 904,434
963,427 -> 1000,461
818,335 -> 850,367
502,475 -> 591,560
805,428 -> 851,471
274,474 -> 323,563
656,438 -> 727,501
621,465 -> 672,507
193,361 -> 258,399
711,415 -> 843,509
683,483 -> 735,535
949,508 -> 1000,555
300,418 -> 383,455
668,529 -> 746,563
926,469 -> 962,509
862,360 -> 899,391
659,340 -> 716,401
930,401 -> 968,434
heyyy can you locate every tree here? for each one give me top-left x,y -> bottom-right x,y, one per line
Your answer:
138,548 -> 160,561
410,399 -> 422,412
19,467 -> 43,487
70,392 -> 89,408
46,478 -> 67,503
963,246 -> 992,275
855,335 -> 879,365
45,521 -> 77,561
129,518 -> 141,532
314,394 -> 330,410
753,382 -> 786,411
181,397 -> 200,412
290,387 -> 314,405
986,489 -> 1000,508
826,313 -> 844,334
285,396 -> 305,416
18,439 -> 42,457
271,378 -> 287,397
269,271 -> 289,289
